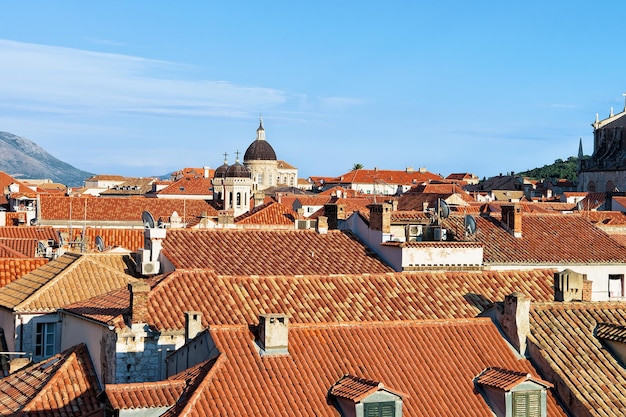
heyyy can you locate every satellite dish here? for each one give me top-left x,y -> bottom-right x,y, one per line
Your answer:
37,241 -> 46,255
435,199 -> 450,219
141,211 -> 155,228
464,214 -> 477,235
95,235 -> 105,252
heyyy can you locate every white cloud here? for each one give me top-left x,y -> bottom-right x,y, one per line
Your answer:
0,39 -> 287,117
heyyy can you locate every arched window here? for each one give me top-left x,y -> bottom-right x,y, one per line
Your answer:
588,181 -> 596,192
606,180 -> 617,192
236,192 -> 241,206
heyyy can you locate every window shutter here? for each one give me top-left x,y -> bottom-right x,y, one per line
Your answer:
513,391 -> 541,417
364,402 -> 395,417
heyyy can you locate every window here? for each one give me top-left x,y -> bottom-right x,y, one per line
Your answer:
609,274 -> 624,298
35,322 -> 56,359
236,192 -> 241,206
364,402 -> 395,417
512,391 -> 541,417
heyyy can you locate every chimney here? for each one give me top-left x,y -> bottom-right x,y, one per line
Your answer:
257,314 -> 289,356
554,269 -> 589,302
423,201 -> 429,212
390,199 -> 398,211
129,281 -> 151,325
317,216 -> 328,234
499,292 -> 530,356
217,210 -> 234,227
203,166 -> 210,178
405,166 -> 414,173
368,203 -> 391,233
324,204 -> 346,229
184,311 -> 204,342
501,204 -> 522,238
254,191 -> 265,208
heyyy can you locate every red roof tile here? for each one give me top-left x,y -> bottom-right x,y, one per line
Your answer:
161,229 -> 392,275
156,176 -> 214,196
64,269 -> 557,332
234,201 -> 297,226
0,258 -> 48,287
529,302 -> 626,417
329,375 -> 383,401
0,343 -> 102,416
162,319 -> 567,416
475,367 -> 552,391
0,226 -> 59,242
0,252 -> 137,312
39,195 -> 218,223
443,213 -> 626,264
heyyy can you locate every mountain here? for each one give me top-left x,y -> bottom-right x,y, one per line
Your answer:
0,131 -> 93,187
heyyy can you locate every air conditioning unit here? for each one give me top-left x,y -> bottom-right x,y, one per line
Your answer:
408,225 -> 422,237
139,261 -> 160,275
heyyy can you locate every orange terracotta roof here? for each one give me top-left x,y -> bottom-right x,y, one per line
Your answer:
0,226 -> 59,242
443,213 -> 626,264
0,343 -> 102,416
595,322 -> 626,343
107,356 -> 217,412
65,269 -> 557,332
329,375 -> 384,401
475,367 -> 552,391
0,258 -> 48,287
234,201 -> 297,226
161,229 -> 392,275
529,302 -> 626,416
0,171 -> 33,206
0,240 -> 32,258
39,195 -> 218,222
0,252 -> 137,312
56,227 -> 144,252
583,210 -> 626,225
105,380 -> 185,410
156,176 -> 214,196
161,319 -> 567,416
336,168 -> 442,185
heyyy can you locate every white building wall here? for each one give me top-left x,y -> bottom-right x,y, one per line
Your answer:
488,263 -> 626,301
61,314 -> 111,385
402,246 -> 483,269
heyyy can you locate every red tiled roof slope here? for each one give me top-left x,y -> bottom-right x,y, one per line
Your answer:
475,367 -> 552,390
167,319 -> 566,416
530,302 -> 626,417
39,195 -> 218,222
444,214 -> 626,264
65,269 -> 557,332
161,229 -> 392,275
0,343 -> 102,416
0,238 -> 38,257
157,176 -> 214,196
0,226 -> 58,242
57,227 -> 144,252
0,252 -> 137,312
234,201 -> 297,225
0,258 -> 48,287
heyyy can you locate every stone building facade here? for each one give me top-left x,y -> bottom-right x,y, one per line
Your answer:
578,103 -> 626,192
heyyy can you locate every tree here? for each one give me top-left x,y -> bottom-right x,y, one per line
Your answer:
352,163 -> 364,170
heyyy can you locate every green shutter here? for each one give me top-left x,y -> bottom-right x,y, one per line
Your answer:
364,402 -> 395,417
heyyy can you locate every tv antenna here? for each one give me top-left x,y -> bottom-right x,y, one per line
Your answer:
95,235 -> 105,252
141,211 -> 155,229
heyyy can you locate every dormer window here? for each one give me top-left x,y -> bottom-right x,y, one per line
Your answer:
475,367 -> 553,417
329,375 -> 406,417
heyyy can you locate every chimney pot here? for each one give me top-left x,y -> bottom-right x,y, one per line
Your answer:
258,314 -> 289,356
184,311 -> 204,342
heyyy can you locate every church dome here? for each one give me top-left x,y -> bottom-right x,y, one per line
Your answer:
243,117 -> 277,161
214,162 -> 229,178
225,162 -> 251,178
244,140 -> 277,161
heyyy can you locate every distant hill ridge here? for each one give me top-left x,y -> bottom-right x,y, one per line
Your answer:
0,131 -> 92,187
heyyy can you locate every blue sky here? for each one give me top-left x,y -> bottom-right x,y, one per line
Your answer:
0,2 -> 624,180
